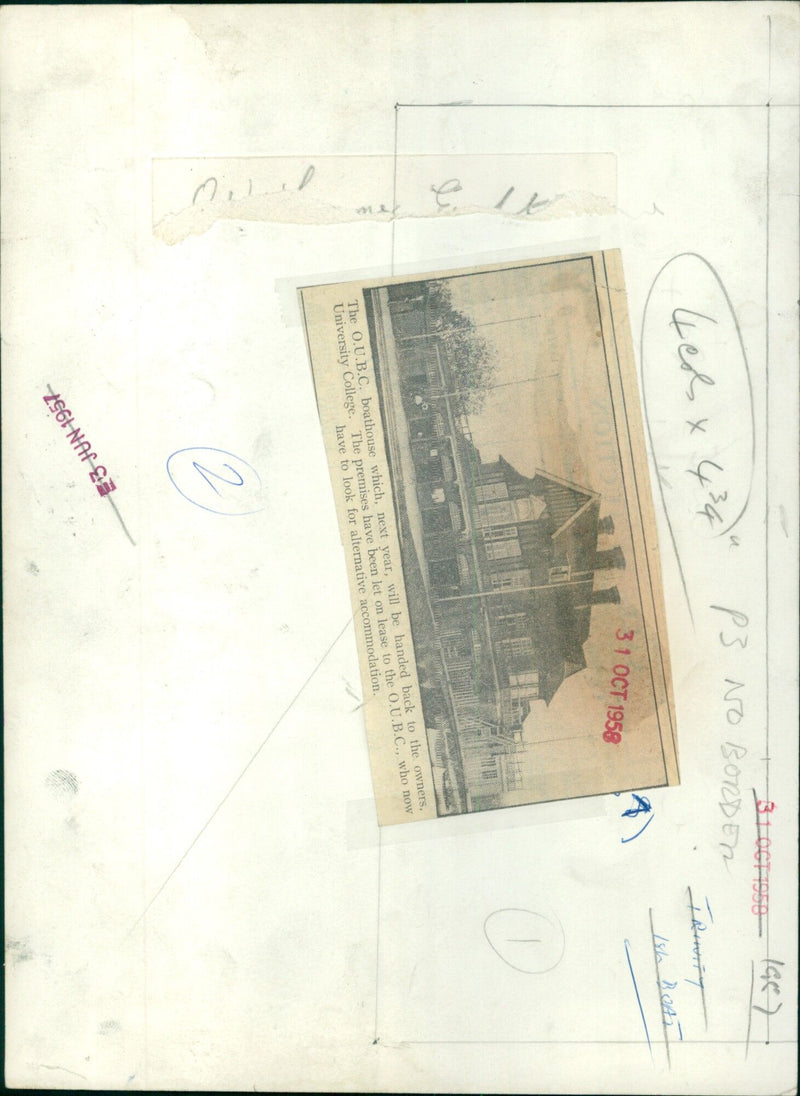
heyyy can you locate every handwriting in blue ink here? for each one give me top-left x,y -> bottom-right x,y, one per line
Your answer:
166,447 -> 264,516
614,791 -> 655,843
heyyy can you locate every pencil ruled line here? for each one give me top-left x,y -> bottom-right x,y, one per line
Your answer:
391,104 -> 399,276
127,617 -> 353,934
394,102 -> 796,110
763,31 -> 773,1041
752,788 -> 764,939
401,1038 -> 799,1045
373,829 -> 382,1043
649,908 -> 671,1068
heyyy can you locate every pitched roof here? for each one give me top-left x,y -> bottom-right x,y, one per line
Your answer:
551,495 -> 600,541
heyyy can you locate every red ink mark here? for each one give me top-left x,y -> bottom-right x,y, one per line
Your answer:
602,629 -> 635,744
44,387 -> 117,499
751,798 -> 775,918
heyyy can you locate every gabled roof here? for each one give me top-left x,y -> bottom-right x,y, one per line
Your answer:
550,495 -> 600,541
532,466 -> 599,500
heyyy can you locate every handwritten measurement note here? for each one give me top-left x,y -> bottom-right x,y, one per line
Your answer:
641,254 -> 755,611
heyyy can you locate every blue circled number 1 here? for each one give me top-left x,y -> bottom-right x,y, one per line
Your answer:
167,447 -> 264,516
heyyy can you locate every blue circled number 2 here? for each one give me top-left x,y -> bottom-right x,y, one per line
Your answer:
167,447 -> 264,516
192,460 -> 244,495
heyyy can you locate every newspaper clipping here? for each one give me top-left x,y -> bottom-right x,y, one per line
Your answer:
300,251 -> 679,825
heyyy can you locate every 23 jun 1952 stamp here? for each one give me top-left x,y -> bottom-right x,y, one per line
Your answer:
300,251 -> 679,824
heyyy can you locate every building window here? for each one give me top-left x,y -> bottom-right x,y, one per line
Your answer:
483,524 -> 518,541
514,495 -> 548,522
508,671 -> 540,700
475,482 -> 509,502
497,611 -> 528,629
490,569 -> 531,590
503,636 -> 534,659
509,671 -> 539,687
478,501 -> 516,527
486,539 -> 522,560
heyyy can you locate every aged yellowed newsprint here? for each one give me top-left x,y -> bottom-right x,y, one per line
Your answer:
300,251 -> 678,824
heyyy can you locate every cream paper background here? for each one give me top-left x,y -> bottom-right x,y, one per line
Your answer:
2,5 -> 798,1092
300,251 -> 678,825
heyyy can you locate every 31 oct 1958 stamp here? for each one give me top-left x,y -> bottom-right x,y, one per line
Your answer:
300,251 -> 679,824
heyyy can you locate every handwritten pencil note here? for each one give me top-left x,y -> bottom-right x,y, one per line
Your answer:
152,154 -> 616,242
642,253 -> 755,620
300,250 -> 679,824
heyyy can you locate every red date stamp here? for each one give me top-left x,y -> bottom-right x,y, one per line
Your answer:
44,386 -> 117,498
602,628 -> 635,744
751,798 -> 775,918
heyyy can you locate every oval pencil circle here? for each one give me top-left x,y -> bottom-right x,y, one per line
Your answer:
483,907 -> 565,974
166,447 -> 265,515
641,252 -> 755,542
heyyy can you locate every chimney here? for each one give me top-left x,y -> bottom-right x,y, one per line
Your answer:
591,585 -> 621,605
594,546 -> 626,571
597,515 -> 615,535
